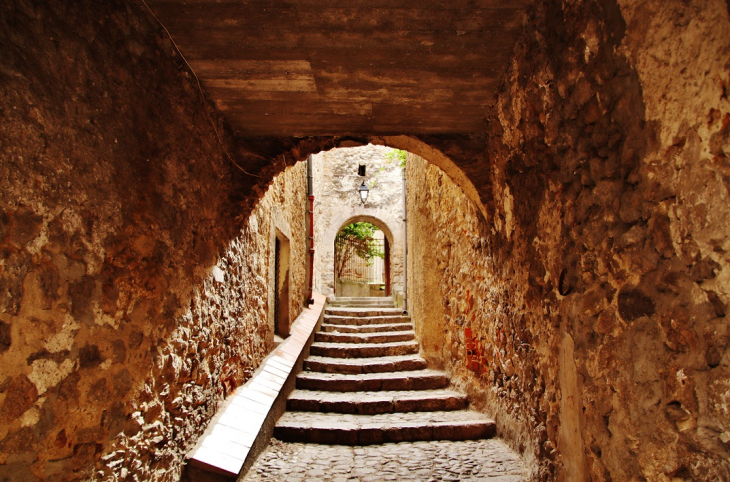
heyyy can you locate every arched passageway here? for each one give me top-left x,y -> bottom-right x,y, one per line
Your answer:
1,1 -> 729,481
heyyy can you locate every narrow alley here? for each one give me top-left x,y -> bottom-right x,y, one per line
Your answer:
1,1 -> 729,481
243,296 -> 526,481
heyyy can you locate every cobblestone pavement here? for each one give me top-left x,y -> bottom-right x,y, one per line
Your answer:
243,438 -> 527,481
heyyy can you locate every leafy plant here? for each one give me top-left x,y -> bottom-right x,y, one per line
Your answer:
385,149 -> 407,168
335,222 -> 385,278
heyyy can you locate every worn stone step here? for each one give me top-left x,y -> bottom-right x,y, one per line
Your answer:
325,308 -> 404,317
321,322 -> 413,334
330,304 -> 395,309
331,297 -> 393,301
296,369 -> 449,392
304,354 -> 428,374
315,330 -> 415,344
323,315 -> 411,326
310,340 -> 418,358
329,298 -> 395,308
287,389 -> 468,414
274,410 -> 496,445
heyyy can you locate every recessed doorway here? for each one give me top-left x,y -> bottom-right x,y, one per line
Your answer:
274,233 -> 291,337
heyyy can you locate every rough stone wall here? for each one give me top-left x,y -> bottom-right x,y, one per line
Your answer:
312,145 -> 404,299
93,164 -> 307,482
263,166 -> 308,340
0,2 -> 306,480
408,0 -> 730,480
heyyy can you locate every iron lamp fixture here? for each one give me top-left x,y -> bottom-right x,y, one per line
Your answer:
358,181 -> 369,204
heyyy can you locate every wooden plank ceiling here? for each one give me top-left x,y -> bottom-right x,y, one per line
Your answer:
146,0 -> 530,137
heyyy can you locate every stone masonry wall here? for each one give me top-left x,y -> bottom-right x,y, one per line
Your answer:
408,0 -> 730,480
94,164 -> 307,482
0,2 -> 306,480
313,146 -> 404,299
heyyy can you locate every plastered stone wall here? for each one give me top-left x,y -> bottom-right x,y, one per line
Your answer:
0,2 -> 306,480
312,146 -> 404,299
408,0 -> 730,480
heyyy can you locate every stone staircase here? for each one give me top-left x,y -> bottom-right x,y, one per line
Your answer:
274,297 -> 496,446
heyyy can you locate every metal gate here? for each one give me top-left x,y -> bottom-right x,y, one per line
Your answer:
335,236 -> 385,284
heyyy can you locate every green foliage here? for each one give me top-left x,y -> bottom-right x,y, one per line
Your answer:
385,149 -> 407,168
339,222 -> 379,241
335,222 -> 385,277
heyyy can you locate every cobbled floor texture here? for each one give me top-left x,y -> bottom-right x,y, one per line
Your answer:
242,438 -> 527,481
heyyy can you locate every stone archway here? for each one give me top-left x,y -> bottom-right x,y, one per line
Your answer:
318,214 -> 403,302
253,135 -> 489,222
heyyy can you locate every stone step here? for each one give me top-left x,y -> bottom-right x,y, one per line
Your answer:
325,308 -> 404,317
329,299 -> 395,308
332,296 -> 392,301
320,322 -> 413,334
296,370 -> 449,392
274,410 -> 496,445
287,389 -> 468,414
331,297 -> 393,302
304,354 -> 428,374
310,340 -> 419,358
315,330 -> 415,344
323,315 -> 411,326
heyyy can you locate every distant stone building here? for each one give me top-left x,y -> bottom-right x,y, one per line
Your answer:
312,145 -> 405,303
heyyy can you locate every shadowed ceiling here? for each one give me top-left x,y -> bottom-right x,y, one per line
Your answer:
146,0 -> 531,138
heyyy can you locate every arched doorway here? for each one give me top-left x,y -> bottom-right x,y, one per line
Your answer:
334,221 -> 390,297
273,231 -> 291,337
328,215 -> 398,299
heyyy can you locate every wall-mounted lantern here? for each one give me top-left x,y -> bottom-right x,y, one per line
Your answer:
358,181 -> 369,204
